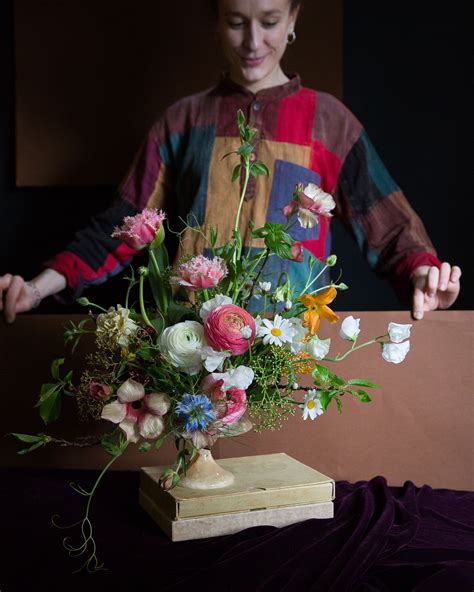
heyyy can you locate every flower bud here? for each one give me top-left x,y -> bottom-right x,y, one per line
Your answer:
336,282 -> 349,291
284,299 -> 292,311
325,254 -> 337,267
76,297 -> 90,306
138,266 -> 149,276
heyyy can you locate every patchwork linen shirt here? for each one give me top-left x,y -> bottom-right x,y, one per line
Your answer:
48,74 -> 440,300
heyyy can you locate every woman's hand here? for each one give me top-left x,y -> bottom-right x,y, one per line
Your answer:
411,262 -> 462,320
0,269 -> 67,323
0,274 -> 38,323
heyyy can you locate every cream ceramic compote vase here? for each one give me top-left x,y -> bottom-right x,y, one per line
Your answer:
179,416 -> 253,489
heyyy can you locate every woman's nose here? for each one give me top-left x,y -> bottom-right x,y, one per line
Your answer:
244,22 -> 263,51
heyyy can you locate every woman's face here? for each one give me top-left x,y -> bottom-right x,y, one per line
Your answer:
216,0 -> 298,92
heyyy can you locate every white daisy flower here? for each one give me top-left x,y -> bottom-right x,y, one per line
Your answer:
300,389 -> 324,421
258,315 -> 296,347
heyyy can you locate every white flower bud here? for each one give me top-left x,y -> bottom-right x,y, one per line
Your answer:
284,299 -> 292,311
259,281 -> 272,293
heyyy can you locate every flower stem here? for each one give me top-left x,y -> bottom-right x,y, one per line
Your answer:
232,158 -> 251,266
139,274 -> 153,327
324,336 -> 386,361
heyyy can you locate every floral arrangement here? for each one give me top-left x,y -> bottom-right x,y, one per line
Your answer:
11,111 -> 412,571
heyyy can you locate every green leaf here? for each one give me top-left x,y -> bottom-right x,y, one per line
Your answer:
351,390 -> 372,403
138,442 -> 152,453
38,389 -> 62,424
335,397 -> 343,415
237,109 -> 245,127
347,379 -> 379,388
35,383 -> 59,407
250,161 -> 269,177
18,441 -> 48,455
312,364 -> 330,385
328,371 -> 345,388
155,434 -> 168,450
101,429 -> 125,457
318,390 -> 331,411
50,358 -> 64,380
9,433 -> 44,443
231,164 -> 241,182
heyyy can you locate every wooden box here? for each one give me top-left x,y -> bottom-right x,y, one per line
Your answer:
139,453 -> 335,541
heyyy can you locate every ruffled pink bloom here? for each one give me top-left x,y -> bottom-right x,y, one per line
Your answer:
101,378 -> 171,443
89,381 -> 111,401
291,241 -> 304,262
283,183 -> 335,229
204,304 -> 255,355
200,375 -> 247,426
111,208 -> 166,250
175,255 -> 228,291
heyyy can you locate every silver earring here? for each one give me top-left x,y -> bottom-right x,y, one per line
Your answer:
287,31 -> 296,45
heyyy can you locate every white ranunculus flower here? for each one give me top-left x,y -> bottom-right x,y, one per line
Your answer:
159,320 -> 205,375
212,365 -> 254,391
382,341 -> 410,364
96,304 -> 138,348
387,322 -> 412,343
199,294 -> 232,320
306,336 -> 331,360
339,316 -> 361,341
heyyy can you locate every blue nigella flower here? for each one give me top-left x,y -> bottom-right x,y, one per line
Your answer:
175,394 -> 215,432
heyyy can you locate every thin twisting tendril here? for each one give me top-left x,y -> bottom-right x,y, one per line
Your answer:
51,444 -> 127,573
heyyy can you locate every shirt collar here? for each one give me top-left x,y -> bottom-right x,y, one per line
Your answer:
216,72 -> 301,102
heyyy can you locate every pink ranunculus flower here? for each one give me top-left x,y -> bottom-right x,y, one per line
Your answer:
89,381 -> 111,401
291,241 -> 304,262
175,255 -> 228,291
204,304 -> 256,355
101,378 -> 171,443
200,375 -> 247,426
111,208 -> 166,250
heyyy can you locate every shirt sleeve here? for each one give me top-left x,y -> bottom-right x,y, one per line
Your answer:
333,125 -> 441,300
46,120 -> 173,301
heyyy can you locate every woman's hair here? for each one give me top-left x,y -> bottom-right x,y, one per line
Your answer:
209,0 -> 302,16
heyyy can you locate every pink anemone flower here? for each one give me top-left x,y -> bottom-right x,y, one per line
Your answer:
101,378 -> 171,443
175,255 -> 228,291
111,208 -> 166,250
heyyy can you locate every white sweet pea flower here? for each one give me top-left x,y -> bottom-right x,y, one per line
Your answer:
159,320 -> 205,375
382,341 -> 410,364
284,299 -> 292,311
199,294 -> 232,320
259,281 -> 272,293
300,389 -> 324,421
199,346 -> 231,372
212,365 -> 254,391
340,316 -> 361,341
285,317 -> 307,354
306,336 -> 331,360
387,322 -> 412,343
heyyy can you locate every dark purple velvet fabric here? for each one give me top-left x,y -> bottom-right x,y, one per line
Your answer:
1,469 -> 473,591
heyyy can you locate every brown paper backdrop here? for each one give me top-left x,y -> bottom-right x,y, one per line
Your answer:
15,0 -> 342,186
1,311 -> 472,490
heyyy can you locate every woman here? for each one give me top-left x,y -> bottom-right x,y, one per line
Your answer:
0,0 -> 461,321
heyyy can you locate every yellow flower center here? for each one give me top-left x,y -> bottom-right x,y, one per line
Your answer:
307,400 -> 315,409
271,328 -> 282,337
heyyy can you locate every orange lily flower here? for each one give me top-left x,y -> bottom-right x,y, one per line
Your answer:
299,287 -> 340,335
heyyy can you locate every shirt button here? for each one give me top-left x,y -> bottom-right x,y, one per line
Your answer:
249,153 -> 256,161
252,101 -> 261,112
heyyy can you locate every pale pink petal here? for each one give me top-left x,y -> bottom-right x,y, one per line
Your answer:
144,393 -> 171,416
138,414 -> 165,440
119,418 -> 140,443
101,400 -> 127,424
117,378 -> 145,403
